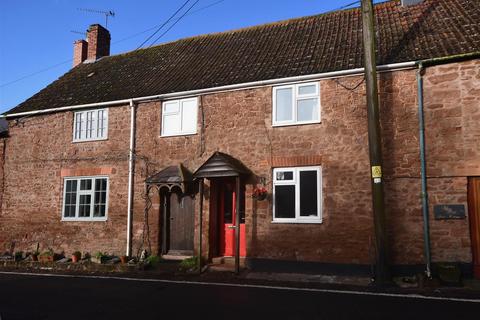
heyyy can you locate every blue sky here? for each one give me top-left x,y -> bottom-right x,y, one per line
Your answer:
0,0 -> 381,114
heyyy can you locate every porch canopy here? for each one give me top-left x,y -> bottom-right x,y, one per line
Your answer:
145,163 -> 193,193
193,152 -> 250,179
193,152 -> 251,274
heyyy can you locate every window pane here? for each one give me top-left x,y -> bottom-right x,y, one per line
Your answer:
275,88 -> 293,122
75,113 -> 85,140
79,194 -> 91,217
163,113 -> 181,135
164,102 -> 180,114
94,178 -> 107,217
64,180 -> 77,218
300,171 -> 318,217
94,204 -> 106,217
181,99 -> 197,133
274,185 -> 295,218
298,84 -> 317,95
97,109 -> 108,138
66,180 -> 77,192
297,98 -> 319,122
276,171 -> 293,181
80,179 -> 92,190
223,185 -> 233,224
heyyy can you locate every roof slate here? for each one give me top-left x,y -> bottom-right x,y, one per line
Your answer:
6,0 -> 480,115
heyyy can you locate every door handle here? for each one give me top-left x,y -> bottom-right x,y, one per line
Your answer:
227,226 -> 236,229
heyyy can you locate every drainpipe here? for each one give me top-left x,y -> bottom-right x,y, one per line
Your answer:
126,99 -> 136,257
416,62 -> 432,278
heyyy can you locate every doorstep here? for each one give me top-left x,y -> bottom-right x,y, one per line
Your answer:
207,256 -> 246,272
162,255 -> 192,261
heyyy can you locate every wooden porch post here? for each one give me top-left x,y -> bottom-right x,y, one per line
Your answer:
198,178 -> 204,272
235,176 -> 241,274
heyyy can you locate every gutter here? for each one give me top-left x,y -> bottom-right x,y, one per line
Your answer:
1,61 -> 416,119
126,99 -> 136,257
413,51 -> 480,278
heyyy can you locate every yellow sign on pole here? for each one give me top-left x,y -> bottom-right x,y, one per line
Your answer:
372,166 -> 382,178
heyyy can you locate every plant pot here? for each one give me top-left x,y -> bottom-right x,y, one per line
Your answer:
38,255 -> 54,263
31,254 -> 39,262
120,256 -> 128,264
71,255 -> 80,263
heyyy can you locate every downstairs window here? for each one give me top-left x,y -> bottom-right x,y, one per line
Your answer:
273,166 -> 322,223
62,176 -> 109,221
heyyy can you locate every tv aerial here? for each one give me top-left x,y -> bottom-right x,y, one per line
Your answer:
77,8 -> 116,28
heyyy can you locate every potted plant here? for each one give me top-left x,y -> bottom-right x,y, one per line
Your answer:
38,249 -> 54,263
252,187 -> 268,201
120,255 -> 128,264
92,251 -> 107,264
14,251 -> 24,262
71,251 -> 82,263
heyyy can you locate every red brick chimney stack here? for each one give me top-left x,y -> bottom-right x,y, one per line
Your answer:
86,24 -> 111,61
73,40 -> 88,67
72,24 -> 111,68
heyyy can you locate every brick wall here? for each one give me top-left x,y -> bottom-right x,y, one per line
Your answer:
0,108 -> 130,255
0,59 -> 478,268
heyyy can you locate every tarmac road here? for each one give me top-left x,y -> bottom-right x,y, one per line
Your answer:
0,272 -> 479,320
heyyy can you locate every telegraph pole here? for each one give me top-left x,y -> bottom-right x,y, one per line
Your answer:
361,0 -> 391,285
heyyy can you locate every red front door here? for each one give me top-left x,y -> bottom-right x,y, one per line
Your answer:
219,179 -> 246,257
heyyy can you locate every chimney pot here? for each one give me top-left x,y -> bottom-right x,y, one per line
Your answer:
73,40 -> 88,67
86,24 -> 111,61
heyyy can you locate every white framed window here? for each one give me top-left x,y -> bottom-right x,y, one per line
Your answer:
272,82 -> 320,126
62,176 -> 109,221
73,108 -> 108,142
161,97 -> 198,137
272,166 -> 322,223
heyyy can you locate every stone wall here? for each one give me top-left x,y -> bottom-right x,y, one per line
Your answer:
0,59 -> 478,269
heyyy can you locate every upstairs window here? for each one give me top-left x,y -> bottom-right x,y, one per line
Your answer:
272,82 -> 320,126
161,98 -> 198,137
62,176 -> 109,221
273,166 -> 322,223
73,108 -> 108,142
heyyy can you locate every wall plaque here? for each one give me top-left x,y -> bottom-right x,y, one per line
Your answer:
433,204 -> 466,220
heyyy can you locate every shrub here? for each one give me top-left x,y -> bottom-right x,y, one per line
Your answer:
145,255 -> 162,267
179,256 -> 203,272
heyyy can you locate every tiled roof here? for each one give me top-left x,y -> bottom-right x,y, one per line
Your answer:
6,0 -> 480,115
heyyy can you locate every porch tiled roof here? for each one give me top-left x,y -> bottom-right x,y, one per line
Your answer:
6,0 -> 480,115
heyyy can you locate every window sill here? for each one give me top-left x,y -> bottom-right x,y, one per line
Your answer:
271,219 -> 322,224
62,217 -> 108,222
272,120 -> 321,128
160,132 -> 197,138
72,137 -> 109,143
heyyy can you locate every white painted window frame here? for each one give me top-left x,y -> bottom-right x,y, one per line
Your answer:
160,97 -> 198,137
72,108 -> 109,142
61,176 -> 109,222
272,166 -> 322,224
272,82 -> 321,127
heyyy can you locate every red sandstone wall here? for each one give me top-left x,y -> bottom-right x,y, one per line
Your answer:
0,108 -> 131,255
0,59 -> 478,267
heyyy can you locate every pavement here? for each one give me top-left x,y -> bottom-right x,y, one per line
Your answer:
0,272 -> 479,320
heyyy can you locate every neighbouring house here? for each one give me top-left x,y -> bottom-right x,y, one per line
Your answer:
0,0 -> 479,278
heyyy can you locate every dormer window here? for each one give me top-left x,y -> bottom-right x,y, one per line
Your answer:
73,108 -> 108,142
